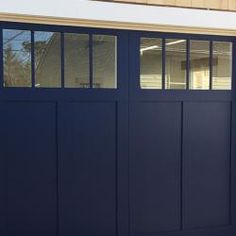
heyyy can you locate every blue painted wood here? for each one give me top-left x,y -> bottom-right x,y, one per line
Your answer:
183,102 -> 231,229
231,38 -> 236,223
58,102 -> 117,236
0,102 -> 57,236
0,21 -> 235,236
130,102 -> 182,234
128,31 -> 235,236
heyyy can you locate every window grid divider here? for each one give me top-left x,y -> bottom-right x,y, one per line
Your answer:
209,40 -> 213,90
162,38 -> 165,90
0,29 -> 3,89
89,34 -> 93,89
31,31 -> 35,88
186,39 -> 190,90
61,32 -> 65,88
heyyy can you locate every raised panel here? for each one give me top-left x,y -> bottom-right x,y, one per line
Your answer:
0,102 -> 57,236
183,102 -> 231,229
59,102 -> 117,236
130,102 -> 182,234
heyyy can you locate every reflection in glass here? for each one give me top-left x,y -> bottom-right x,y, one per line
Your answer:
212,42 -> 232,90
35,31 -> 61,88
93,35 -> 117,88
3,29 -> 31,87
190,40 -> 210,90
64,33 -> 89,88
165,39 -> 186,89
140,38 -> 162,89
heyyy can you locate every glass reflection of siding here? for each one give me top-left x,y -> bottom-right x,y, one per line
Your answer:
35,32 -> 61,88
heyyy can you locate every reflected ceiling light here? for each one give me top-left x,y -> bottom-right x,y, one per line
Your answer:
140,45 -> 160,55
140,39 -> 185,55
166,39 -> 185,46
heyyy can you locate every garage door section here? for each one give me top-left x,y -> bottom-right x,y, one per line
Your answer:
0,23 -> 236,236
0,23 -> 129,236
129,33 -> 235,236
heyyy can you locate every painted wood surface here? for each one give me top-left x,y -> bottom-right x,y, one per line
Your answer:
107,0 -> 236,11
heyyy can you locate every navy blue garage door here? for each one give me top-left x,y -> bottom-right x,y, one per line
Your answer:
0,22 -> 235,236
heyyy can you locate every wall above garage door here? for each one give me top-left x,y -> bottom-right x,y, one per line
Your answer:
100,0 -> 236,11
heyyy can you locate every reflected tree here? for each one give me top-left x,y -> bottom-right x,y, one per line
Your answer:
4,42 -> 31,87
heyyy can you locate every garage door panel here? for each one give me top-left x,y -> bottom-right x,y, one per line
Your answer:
0,102 -> 57,236
183,102 -> 231,229
59,102 -> 117,236
232,103 -> 236,221
130,102 -> 182,234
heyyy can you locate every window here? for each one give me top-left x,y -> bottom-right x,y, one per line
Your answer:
139,36 -> 232,91
34,31 -> 61,88
64,33 -> 89,88
212,41 -> 232,90
140,38 -> 162,89
3,29 -> 31,87
93,35 -> 117,88
165,39 -> 186,89
189,40 -> 210,90
2,28 -> 117,89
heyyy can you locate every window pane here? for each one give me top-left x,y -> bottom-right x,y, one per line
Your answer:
140,38 -> 162,89
190,40 -> 210,90
64,33 -> 89,88
93,35 -> 117,88
212,41 -> 232,90
3,29 -> 31,87
165,39 -> 186,89
35,31 -> 61,88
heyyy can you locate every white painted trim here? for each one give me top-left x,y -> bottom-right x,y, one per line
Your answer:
0,0 -> 236,30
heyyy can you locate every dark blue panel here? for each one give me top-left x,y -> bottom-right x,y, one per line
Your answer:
0,108 -> 6,236
59,102 -> 117,236
132,224 -> 236,236
130,102 -> 182,234
0,102 -> 57,236
183,102 -> 231,229
117,102 -> 129,236
232,102 -> 236,222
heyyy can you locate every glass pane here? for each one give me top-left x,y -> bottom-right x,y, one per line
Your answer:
212,41 -> 232,90
165,39 -> 186,89
35,31 -> 61,88
93,35 -> 117,88
140,38 -> 162,89
190,40 -> 210,90
3,29 -> 31,87
64,33 -> 89,88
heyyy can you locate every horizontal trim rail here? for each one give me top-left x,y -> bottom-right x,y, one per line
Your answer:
1,13 -> 236,36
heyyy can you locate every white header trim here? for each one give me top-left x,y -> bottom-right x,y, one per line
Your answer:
0,0 -> 236,30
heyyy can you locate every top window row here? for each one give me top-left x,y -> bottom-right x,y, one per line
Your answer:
140,38 -> 233,90
3,29 -> 117,88
2,29 -> 233,90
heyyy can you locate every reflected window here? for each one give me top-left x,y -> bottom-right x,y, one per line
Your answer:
64,33 -> 89,88
189,40 -> 210,90
3,29 -> 31,87
140,38 -> 162,89
93,35 -> 117,88
165,39 -> 186,89
212,41 -> 232,90
34,31 -> 61,88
